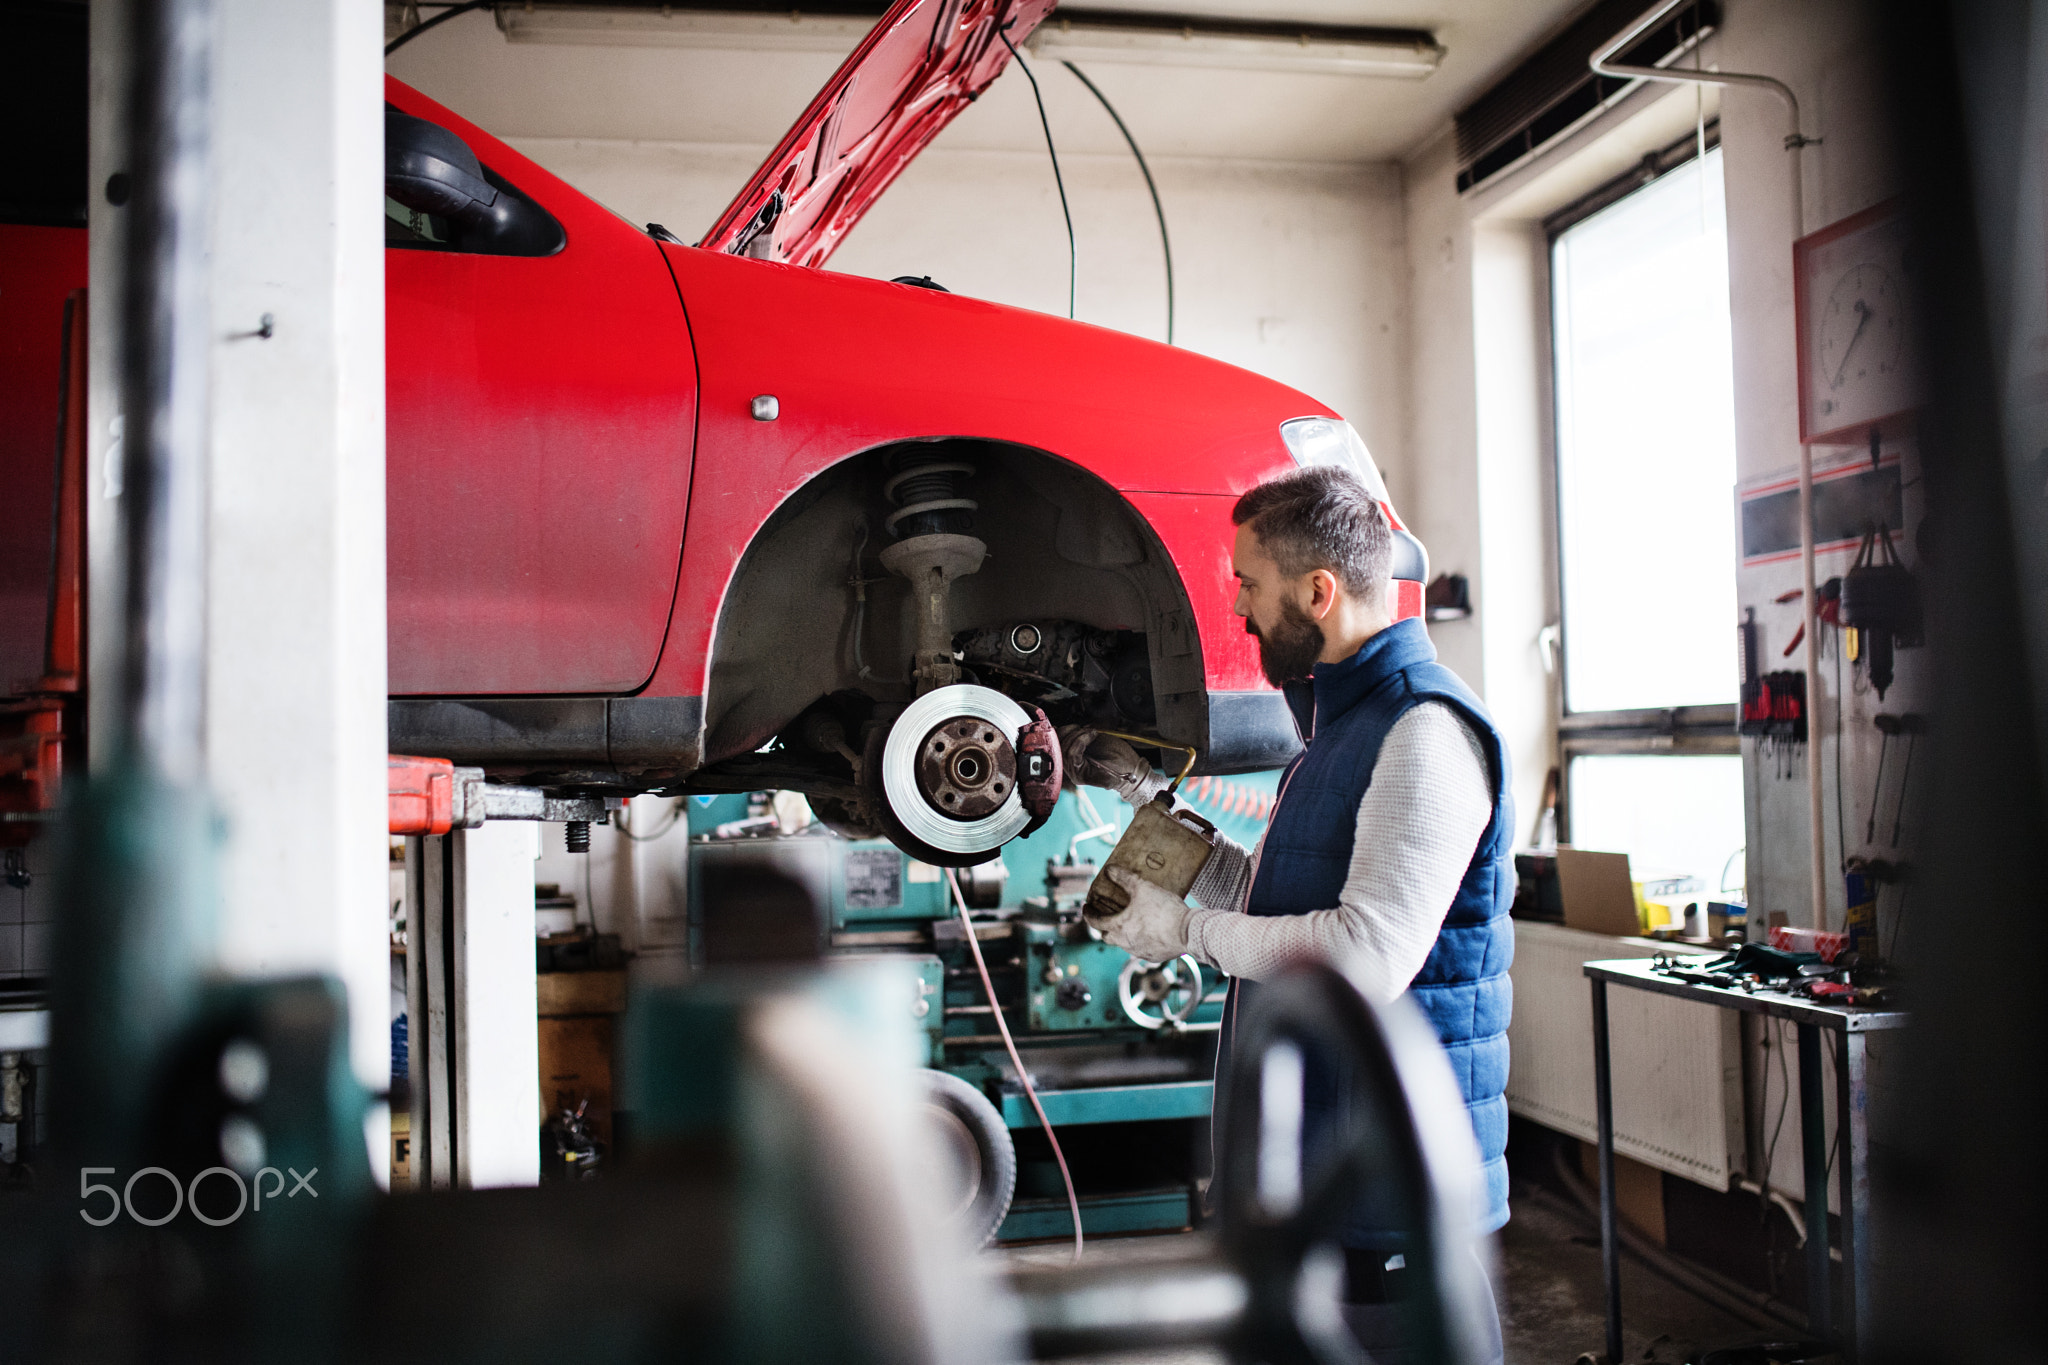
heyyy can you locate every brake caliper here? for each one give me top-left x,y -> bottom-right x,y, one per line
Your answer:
1014,705 -> 1062,837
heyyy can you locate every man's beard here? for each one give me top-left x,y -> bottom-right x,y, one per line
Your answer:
1247,597 -> 1324,686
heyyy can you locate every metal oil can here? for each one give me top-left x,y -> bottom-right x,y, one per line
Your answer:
1086,794 -> 1219,920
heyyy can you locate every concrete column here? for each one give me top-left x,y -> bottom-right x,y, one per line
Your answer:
200,0 -> 388,1107
88,1 -> 388,1125
453,822 -> 539,1189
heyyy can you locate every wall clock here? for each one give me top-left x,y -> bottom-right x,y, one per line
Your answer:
1794,199 -> 1924,445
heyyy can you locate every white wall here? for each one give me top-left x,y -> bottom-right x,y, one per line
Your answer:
1399,0 -> 1924,897
1396,2 -> 1917,1189
1399,128 -> 1483,692
1708,0 -> 1922,933
1718,0 -> 1901,489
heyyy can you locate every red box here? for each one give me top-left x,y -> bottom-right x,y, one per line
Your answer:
1769,925 -> 1848,963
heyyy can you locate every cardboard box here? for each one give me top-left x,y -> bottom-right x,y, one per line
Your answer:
1555,847 -> 1642,937
539,1014 -> 616,1153
538,968 -> 626,1017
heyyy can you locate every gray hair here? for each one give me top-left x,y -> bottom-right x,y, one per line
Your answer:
1231,465 -> 1391,597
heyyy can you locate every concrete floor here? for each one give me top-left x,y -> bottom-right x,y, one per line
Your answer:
994,1191 -> 1763,1364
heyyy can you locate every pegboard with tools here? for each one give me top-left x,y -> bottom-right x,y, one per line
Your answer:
1735,440 -> 1929,952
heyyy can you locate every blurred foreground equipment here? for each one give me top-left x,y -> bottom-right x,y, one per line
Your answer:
9,852 -> 1496,1363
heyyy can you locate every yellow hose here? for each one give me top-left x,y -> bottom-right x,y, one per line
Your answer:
1091,728 -> 1199,794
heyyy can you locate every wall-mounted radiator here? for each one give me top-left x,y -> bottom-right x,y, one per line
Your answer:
1507,921 -> 1744,1190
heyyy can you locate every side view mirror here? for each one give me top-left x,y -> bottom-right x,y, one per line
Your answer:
386,110 -> 497,224
384,109 -> 566,257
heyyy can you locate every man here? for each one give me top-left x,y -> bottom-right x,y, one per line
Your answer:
1062,465 -> 1513,1363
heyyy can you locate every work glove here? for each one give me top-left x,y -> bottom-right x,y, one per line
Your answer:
1088,866 -> 1193,963
1058,725 -> 1169,808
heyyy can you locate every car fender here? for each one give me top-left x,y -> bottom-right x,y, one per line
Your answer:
645,242 -> 1322,715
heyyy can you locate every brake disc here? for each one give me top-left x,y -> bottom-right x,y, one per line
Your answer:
880,684 -> 1034,856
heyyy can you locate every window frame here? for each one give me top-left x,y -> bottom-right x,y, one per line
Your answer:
1544,124 -> 1739,845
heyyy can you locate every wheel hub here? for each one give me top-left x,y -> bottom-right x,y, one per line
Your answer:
915,717 -> 1017,821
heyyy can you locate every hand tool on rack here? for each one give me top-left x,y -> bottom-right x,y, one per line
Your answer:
1868,714 -> 1900,846
1889,713 -> 1924,846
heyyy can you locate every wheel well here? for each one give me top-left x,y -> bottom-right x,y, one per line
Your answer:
701,439 -> 1206,767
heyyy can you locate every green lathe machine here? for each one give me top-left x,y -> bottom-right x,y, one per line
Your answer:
686,773 -> 1280,1242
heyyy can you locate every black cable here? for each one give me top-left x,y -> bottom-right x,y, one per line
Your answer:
1760,1018 -> 1792,1211
997,27 -> 1075,320
1823,1031 -> 1841,1189
386,0 -> 494,57
582,842 -> 596,931
1834,630 -> 1847,897
1884,879 -> 1911,959
618,797 -> 684,843
1060,60 -> 1173,345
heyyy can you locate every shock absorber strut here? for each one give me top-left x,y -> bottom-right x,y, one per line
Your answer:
879,450 -> 987,694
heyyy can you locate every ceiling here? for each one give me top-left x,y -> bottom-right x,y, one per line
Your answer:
387,0 -> 1597,164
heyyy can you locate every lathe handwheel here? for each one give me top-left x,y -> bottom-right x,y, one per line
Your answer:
1117,954 -> 1205,1031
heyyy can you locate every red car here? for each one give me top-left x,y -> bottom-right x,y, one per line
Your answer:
2,0 -> 1425,865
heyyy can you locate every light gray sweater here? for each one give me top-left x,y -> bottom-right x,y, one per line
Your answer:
1179,701 -> 1493,1003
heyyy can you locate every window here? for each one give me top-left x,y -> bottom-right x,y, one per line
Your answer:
1553,144 -> 1736,713
1549,139 -> 1741,896
1566,753 -> 1745,896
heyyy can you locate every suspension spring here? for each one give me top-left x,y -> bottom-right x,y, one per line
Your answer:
883,451 -> 977,538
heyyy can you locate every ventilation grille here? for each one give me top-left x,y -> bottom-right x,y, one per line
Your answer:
1454,0 -> 1718,195
1506,921 -> 1743,1190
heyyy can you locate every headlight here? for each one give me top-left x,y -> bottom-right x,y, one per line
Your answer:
1279,417 -> 1389,503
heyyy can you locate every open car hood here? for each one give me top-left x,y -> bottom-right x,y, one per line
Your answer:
699,0 -> 1056,267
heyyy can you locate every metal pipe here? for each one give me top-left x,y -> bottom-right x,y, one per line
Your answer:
1797,1024 -> 1834,1342
1591,1 -> 1803,128
119,0 -> 215,779
1835,1031 -> 1872,1356
1591,977 -> 1622,1364
1591,1 -> 1828,926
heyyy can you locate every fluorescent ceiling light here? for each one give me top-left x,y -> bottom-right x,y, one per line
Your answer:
1027,11 -> 1443,78
497,7 -> 872,53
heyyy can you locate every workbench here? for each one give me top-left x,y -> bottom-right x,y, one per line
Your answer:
1583,956 -> 1906,1363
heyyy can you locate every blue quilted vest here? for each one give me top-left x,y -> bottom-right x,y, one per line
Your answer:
1221,617 -> 1515,1243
